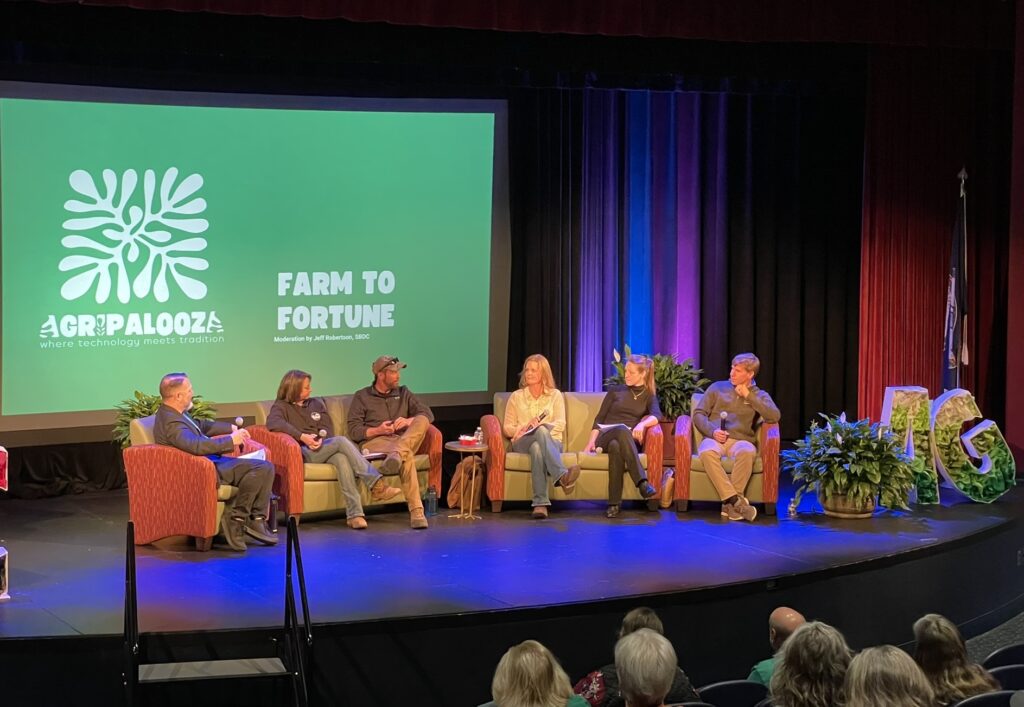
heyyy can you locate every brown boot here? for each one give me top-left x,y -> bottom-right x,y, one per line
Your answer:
347,516 -> 368,530
370,479 -> 402,502
531,506 -> 549,519
410,508 -> 429,529
559,465 -> 581,494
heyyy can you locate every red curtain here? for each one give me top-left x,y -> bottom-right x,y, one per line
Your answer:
29,0 -> 1013,49
858,46 -> 1010,423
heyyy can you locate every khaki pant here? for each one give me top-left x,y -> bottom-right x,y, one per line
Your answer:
698,437 -> 757,501
360,415 -> 429,512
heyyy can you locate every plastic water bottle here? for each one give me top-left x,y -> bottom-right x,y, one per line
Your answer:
474,426 -> 483,445
425,487 -> 438,516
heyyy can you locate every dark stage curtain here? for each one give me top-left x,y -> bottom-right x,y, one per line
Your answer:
858,46 -> 1011,423
509,84 -> 864,440
2,442 -> 126,499
31,0 -> 1013,49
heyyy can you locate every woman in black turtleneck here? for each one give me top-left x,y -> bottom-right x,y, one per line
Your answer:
583,355 -> 661,518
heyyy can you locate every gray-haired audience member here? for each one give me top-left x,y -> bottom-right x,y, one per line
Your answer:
614,629 -> 678,707
769,621 -> 852,707
574,608 -> 699,707
748,606 -> 807,686
913,613 -> 999,706
844,645 -> 935,707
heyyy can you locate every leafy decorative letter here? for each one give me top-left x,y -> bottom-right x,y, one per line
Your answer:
880,386 -> 939,504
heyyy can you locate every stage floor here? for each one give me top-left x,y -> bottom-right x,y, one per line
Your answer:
2,484 -> 1021,640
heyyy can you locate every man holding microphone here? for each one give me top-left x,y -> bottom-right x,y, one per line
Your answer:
693,353 -> 780,522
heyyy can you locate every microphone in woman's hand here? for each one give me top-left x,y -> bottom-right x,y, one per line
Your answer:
719,411 -> 728,431
318,429 -> 328,443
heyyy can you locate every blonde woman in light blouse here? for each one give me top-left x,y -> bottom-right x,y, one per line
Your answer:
504,354 -> 581,519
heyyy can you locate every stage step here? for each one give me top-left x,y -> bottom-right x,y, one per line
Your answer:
139,657 -> 290,684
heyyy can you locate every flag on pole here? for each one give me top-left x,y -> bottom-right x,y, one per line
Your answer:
942,169 -> 969,391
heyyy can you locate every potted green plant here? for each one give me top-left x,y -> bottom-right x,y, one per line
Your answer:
113,390 -> 217,449
782,413 -> 917,518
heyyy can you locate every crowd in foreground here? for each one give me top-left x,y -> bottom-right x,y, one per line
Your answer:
478,607 -> 1002,707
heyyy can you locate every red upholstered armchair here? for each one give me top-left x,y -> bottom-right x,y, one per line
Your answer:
249,395 -> 442,520
123,415 -> 270,550
673,393 -> 780,514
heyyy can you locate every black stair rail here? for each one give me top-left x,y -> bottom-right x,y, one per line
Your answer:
123,521 -> 140,707
281,516 -> 312,707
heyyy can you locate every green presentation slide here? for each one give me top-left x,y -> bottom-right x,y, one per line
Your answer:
1,97 -> 495,415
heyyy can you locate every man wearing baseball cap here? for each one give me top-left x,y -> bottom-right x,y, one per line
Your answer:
347,355 -> 434,529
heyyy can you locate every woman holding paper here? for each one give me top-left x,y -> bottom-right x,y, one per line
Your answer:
583,355 -> 661,517
267,369 -> 400,529
504,354 -> 580,519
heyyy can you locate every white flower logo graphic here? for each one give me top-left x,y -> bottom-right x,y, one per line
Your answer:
59,168 -> 209,303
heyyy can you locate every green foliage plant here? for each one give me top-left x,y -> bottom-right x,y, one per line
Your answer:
604,344 -> 710,421
113,390 -> 217,448
782,413 -> 917,516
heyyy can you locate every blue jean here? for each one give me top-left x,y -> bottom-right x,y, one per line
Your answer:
511,425 -> 568,507
302,436 -> 382,519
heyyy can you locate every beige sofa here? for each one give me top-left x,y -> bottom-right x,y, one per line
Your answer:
249,395 -> 442,521
480,391 -> 664,511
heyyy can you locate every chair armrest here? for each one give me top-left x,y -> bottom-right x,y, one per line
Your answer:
674,416 -> 693,500
416,424 -> 444,495
642,423 -> 664,490
481,414 -> 507,502
760,422 -> 781,503
248,426 -> 304,516
122,445 -> 220,544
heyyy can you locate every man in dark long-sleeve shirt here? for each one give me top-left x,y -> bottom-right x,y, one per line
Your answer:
693,353 -> 780,522
347,355 -> 434,529
153,373 -> 276,551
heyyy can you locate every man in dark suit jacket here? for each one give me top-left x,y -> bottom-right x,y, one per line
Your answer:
153,372 -> 276,552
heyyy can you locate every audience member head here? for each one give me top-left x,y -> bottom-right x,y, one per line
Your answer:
614,628 -> 677,707
769,606 -> 807,651
623,355 -> 656,397
276,369 -> 311,403
770,621 -> 852,707
519,354 -> 556,391
159,372 -> 192,412
619,607 -> 664,639
844,645 -> 935,707
913,613 -> 999,705
491,640 -> 574,707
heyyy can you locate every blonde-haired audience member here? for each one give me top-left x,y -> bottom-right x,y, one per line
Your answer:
844,645 -> 935,707
503,355 -> 580,519
770,621 -> 852,707
483,640 -> 589,707
913,613 -> 999,705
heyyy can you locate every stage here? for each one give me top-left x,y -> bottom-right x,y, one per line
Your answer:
2,482 -> 1024,705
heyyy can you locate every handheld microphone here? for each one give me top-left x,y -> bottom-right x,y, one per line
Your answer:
318,429 -> 328,442
537,410 -> 548,422
235,417 -> 245,453
719,411 -> 728,431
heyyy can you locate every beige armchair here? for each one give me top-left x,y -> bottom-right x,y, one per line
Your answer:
673,393 -> 780,514
481,391 -> 664,511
